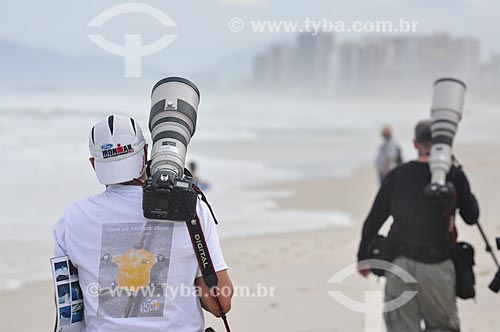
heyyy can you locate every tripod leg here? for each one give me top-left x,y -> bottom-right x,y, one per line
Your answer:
476,222 -> 500,269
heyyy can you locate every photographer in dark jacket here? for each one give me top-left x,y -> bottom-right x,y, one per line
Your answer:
357,120 -> 479,332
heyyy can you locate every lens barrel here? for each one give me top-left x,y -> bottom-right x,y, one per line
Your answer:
429,78 -> 466,186
149,77 -> 200,179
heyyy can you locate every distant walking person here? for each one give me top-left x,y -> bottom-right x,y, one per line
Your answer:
376,125 -> 402,183
189,161 -> 210,191
357,120 -> 479,332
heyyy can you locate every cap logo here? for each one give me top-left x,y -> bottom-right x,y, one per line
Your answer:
101,143 -> 113,150
102,143 -> 135,159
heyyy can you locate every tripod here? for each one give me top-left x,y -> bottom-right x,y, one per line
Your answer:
475,221 -> 500,292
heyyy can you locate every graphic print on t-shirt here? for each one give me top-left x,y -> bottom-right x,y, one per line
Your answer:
97,221 -> 174,318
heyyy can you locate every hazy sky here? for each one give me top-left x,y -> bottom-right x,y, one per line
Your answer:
1,0 -> 499,73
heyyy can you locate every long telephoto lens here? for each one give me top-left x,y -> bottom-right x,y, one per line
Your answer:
429,78 -> 466,187
149,77 -> 200,180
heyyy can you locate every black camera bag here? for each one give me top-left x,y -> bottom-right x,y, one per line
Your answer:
452,241 -> 476,299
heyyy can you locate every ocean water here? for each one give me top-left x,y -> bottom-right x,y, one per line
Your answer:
0,91 -> 499,290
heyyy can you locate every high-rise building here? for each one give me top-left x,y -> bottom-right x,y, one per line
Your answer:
413,33 -> 479,85
335,33 -> 481,94
450,37 -> 480,83
295,32 -> 335,90
253,32 -> 486,96
253,52 -> 274,87
270,43 -> 294,88
478,54 -> 500,93
336,42 -> 364,91
253,43 -> 295,90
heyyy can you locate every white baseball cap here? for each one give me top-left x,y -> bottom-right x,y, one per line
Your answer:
89,114 -> 147,185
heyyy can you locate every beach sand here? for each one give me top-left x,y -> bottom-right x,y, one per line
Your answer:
2,143 -> 500,331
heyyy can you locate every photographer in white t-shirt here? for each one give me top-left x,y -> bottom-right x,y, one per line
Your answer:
53,114 -> 233,332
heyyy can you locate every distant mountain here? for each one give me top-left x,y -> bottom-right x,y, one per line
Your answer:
191,36 -> 293,89
0,39 -> 166,92
0,37 -> 286,93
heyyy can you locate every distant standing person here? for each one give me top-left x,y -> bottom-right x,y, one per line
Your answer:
189,161 -> 210,191
376,125 -> 402,183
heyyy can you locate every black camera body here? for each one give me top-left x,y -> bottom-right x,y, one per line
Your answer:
143,171 -> 198,221
425,181 -> 456,207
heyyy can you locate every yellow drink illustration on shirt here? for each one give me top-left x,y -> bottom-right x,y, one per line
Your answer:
112,248 -> 156,289
98,222 -> 173,318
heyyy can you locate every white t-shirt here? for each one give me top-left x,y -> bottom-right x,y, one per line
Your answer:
53,185 -> 228,332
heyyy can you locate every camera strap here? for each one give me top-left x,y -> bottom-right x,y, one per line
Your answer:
185,195 -> 230,332
187,168 -> 218,224
443,184 -> 458,244
185,217 -> 231,332
195,187 -> 219,225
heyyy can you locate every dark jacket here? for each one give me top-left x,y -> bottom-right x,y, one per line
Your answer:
357,161 -> 479,262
